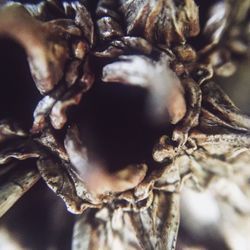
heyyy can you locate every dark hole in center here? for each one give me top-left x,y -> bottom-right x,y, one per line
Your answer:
71,82 -> 171,173
0,38 -> 171,174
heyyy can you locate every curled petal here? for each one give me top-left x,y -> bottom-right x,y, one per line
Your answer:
50,92 -> 83,130
0,4 -> 83,94
37,156 -> 87,214
102,54 -> 186,124
64,125 -> 148,196
0,138 -> 40,165
201,81 -> 250,132
32,85 -> 66,133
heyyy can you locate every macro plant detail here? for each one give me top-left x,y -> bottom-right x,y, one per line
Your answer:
0,0 -> 250,249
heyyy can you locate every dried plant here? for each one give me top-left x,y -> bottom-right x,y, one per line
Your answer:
0,0 -> 250,249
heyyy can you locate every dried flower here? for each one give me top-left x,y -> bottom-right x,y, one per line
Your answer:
1,0 -> 250,249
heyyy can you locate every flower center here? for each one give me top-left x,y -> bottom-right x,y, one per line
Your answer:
72,82 -> 171,173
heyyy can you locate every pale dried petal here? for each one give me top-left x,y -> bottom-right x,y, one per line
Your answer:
129,192 -> 180,250
0,4 -> 85,94
102,54 -> 186,124
0,139 -> 40,165
72,208 -> 141,250
72,193 -> 180,250
201,81 -> 250,132
64,125 -> 148,196
37,156 -> 87,214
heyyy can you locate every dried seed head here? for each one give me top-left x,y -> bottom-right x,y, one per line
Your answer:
2,1 -> 250,249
